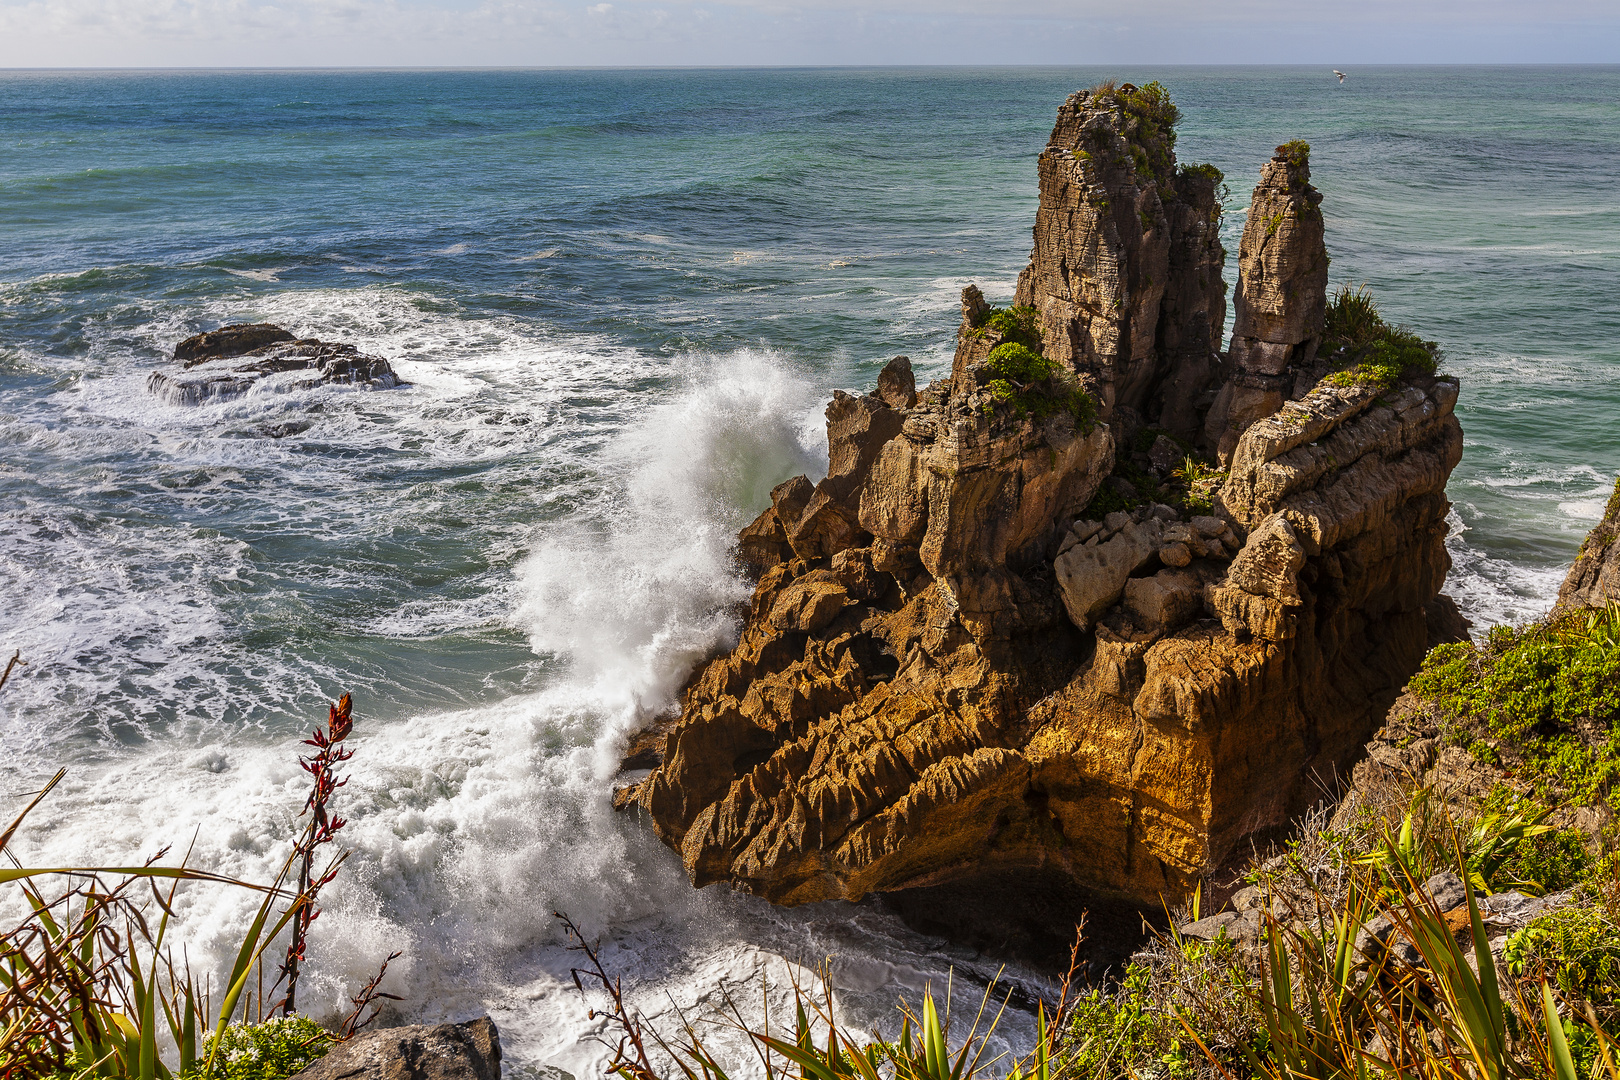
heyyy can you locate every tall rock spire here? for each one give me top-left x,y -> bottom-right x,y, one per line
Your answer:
1205,142 -> 1329,462
1014,82 -> 1225,438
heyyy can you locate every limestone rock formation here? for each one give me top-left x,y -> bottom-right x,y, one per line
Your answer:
150,323 -> 403,404
1555,474 -> 1620,614
1205,144 -> 1330,462
1013,84 -> 1226,441
290,1017 -> 501,1080
621,88 -> 1465,911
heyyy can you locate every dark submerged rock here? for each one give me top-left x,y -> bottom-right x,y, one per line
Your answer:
151,323 -> 403,405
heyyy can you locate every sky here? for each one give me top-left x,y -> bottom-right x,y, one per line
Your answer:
0,0 -> 1615,68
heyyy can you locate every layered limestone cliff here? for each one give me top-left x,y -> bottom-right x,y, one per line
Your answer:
1013,84 -> 1227,445
621,86 -> 1464,910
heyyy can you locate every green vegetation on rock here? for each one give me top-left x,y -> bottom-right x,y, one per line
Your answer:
973,304 -> 1043,351
972,314 -> 1098,429
1079,428 -> 1224,520
1320,284 -> 1441,390
184,1017 -> 335,1080
1083,80 -> 1180,188
1277,139 -> 1311,168
1410,602 -> 1620,811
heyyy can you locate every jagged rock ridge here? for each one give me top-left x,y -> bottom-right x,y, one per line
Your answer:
621,85 -> 1464,909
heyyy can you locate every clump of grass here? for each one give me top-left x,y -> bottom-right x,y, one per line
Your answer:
1319,284 -> 1441,391
1173,456 -> 1223,515
1409,601 -> 1620,810
1324,283 -> 1382,347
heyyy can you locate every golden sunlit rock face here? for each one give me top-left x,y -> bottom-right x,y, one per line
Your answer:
620,88 -> 1464,910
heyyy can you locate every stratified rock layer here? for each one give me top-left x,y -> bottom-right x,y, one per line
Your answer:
150,323 -> 403,404
1555,474 -> 1620,614
624,89 -> 1465,910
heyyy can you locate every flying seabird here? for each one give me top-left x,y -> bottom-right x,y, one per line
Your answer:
1333,70 -> 1346,84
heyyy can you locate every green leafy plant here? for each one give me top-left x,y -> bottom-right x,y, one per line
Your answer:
1177,162 -> 1224,185
978,343 -> 1097,429
972,306 -> 1042,352
1277,140 -> 1310,168
184,1016 -> 335,1080
1506,900 -> 1620,1011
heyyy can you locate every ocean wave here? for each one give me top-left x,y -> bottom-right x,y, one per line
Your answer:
0,309 -> 1035,1075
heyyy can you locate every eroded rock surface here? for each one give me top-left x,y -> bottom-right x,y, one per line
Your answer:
622,89 -> 1465,910
1556,474 -> 1620,614
1013,86 -> 1226,437
150,323 -> 403,404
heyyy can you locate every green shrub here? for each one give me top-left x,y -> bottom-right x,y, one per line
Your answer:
985,341 -> 1053,383
1178,162 -> 1224,185
975,305 -> 1043,352
1410,603 -> 1620,810
185,1017 -> 335,1080
1505,899 -> 1620,1056
979,342 -> 1097,429
1277,139 -> 1310,168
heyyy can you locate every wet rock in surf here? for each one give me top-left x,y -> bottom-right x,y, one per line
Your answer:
150,322 -> 403,405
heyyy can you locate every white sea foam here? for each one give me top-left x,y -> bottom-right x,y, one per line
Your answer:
1,286 -> 1035,1076
1443,508 -> 1567,632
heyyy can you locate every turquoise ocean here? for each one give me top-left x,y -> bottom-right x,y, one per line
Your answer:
1,67 -> 1617,1074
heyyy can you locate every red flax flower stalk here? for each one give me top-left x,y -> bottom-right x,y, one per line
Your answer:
277,693 -> 355,1017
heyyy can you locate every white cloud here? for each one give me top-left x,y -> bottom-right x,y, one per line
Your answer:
0,0 -> 1613,65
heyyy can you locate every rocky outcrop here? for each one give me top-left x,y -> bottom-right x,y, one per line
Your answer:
620,89 -> 1464,911
149,323 -> 403,404
291,1017 -> 501,1080
1014,84 -> 1226,438
1205,144 -> 1329,463
1555,474 -> 1620,614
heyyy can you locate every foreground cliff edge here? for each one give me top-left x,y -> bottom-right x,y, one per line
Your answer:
618,84 -> 1464,909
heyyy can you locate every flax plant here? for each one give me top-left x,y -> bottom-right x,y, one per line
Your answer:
0,693 -> 383,1080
